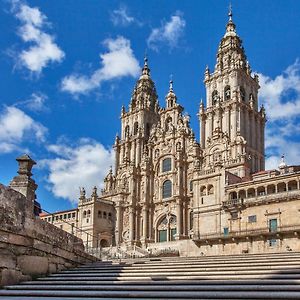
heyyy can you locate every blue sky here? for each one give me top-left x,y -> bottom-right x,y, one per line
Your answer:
0,0 -> 300,213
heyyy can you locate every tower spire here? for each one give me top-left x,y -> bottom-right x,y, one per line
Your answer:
166,76 -> 177,109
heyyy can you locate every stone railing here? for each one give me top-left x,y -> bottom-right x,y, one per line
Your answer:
243,190 -> 300,206
101,187 -> 129,197
126,245 -> 149,257
222,198 -> 244,208
0,184 -> 96,286
193,224 -> 300,243
197,168 -> 216,177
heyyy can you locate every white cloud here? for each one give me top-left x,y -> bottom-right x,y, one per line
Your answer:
16,92 -> 48,112
111,5 -> 135,26
259,60 -> 300,169
147,12 -> 186,51
41,139 -> 114,203
12,1 -> 65,74
258,60 -> 300,121
0,106 -> 47,153
61,36 -> 140,95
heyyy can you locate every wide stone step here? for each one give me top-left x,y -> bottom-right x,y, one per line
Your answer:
1,289 -> 300,299
83,254 -> 300,265
70,260 -> 300,271
3,252 -> 300,299
60,264 -> 300,274
18,279 -> 300,286
35,274 -> 300,281
48,268 -> 300,278
6,284 -> 300,291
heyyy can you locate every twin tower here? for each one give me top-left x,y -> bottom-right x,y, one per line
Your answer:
101,10 -> 266,246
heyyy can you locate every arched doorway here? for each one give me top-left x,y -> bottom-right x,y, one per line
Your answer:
100,239 -> 109,248
157,214 -> 177,242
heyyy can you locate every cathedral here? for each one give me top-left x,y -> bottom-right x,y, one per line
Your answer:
41,10 -> 300,256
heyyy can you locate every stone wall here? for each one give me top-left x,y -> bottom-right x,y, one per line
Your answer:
0,184 -> 96,286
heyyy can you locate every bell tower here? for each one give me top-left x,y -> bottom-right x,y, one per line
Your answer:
114,57 -> 160,171
199,7 -> 266,174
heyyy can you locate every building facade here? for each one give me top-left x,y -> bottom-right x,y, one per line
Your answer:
42,11 -> 300,256
40,187 -> 115,249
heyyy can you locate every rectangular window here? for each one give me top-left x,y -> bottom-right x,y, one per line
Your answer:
68,213 -> 71,218
170,228 -> 176,241
158,230 -> 167,242
223,227 -> 229,236
72,212 -> 76,218
269,219 -> 278,232
269,239 -> 277,247
98,211 -> 102,218
63,214 -> 67,219
162,158 -> 172,172
248,215 -> 257,223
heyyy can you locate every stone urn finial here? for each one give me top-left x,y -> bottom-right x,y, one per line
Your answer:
16,154 -> 36,177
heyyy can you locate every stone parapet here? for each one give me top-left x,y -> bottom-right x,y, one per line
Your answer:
0,184 -> 96,286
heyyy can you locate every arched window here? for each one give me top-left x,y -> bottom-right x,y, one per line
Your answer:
208,184 -> 214,195
224,86 -> 231,100
162,158 -> 172,172
83,211 -> 87,217
240,87 -> 245,101
162,180 -> 172,199
133,122 -> 139,135
125,125 -> 130,138
212,90 -> 218,104
87,210 -> 91,216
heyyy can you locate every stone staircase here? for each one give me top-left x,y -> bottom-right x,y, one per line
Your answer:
1,252 -> 300,299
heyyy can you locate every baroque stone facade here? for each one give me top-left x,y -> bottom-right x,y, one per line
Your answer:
43,11 -> 300,255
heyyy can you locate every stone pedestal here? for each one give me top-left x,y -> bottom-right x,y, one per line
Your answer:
9,154 -> 39,218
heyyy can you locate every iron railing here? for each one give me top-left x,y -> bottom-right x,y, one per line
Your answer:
193,224 -> 300,242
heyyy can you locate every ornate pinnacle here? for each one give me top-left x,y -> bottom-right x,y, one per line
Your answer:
142,55 -> 150,76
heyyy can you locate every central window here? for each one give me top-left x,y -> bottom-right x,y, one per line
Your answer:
162,158 -> 172,172
162,180 -> 172,199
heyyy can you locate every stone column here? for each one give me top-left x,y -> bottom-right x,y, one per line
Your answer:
142,206 -> 148,241
252,115 -> 256,150
200,116 -> 206,148
225,106 -> 230,138
136,139 -> 141,166
129,207 -> 135,243
231,104 -> 237,141
208,112 -> 213,140
115,203 -> 122,245
176,199 -> 182,239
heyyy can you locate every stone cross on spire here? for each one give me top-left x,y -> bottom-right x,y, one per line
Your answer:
228,2 -> 233,22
